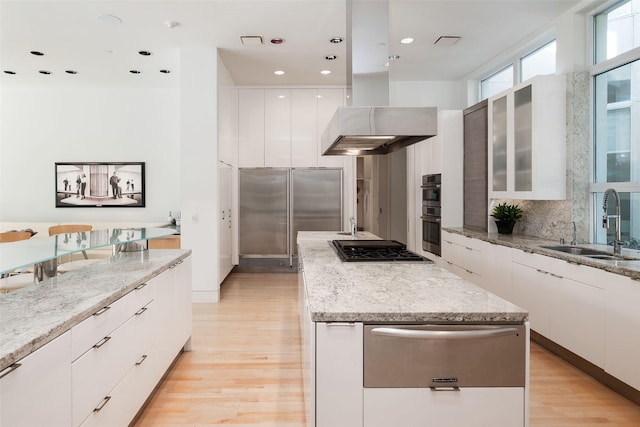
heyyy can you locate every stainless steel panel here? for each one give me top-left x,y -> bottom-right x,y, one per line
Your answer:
364,324 -> 526,388
291,168 -> 342,256
239,168 -> 289,257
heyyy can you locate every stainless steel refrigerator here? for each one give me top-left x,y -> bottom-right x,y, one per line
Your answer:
239,168 -> 342,266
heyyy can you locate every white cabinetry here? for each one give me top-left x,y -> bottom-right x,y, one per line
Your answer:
0,331 -> 71,427
511,250 -> 551,336
363,387 -> 524,427
605,274 -> 640,390
441,231 -> 485,286
265,89 -> 292,167
483,242 -> 513,300
219,162 -> 233,284
238,89 -> 265,167
317,88 -> 346,168
315,323 -> 363,427
292,89 -> 319,167
488,74 -> 566,200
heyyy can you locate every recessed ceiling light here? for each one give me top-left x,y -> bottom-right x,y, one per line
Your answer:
320,70 -> 331,75
30,51 -> 44,56
165,21 -> 179,29
274,70 -> 285,75
160,69 -> 171,74
325,55 -> 337,60
4,70 -> 16,75
65,70 -> 78,74
97,14 -> 123,25
434,35 -> 462,46
39,70 -> 51,75
138,50 -> 152,56
330,37 -> 343,44
277,95 -> 286,99
270,38 -> 285,44
400,37 -> 414,44
240,36 -> 264,46
129,70 -> 141,74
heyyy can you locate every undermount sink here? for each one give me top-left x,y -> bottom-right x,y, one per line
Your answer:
540,245 -> 636,261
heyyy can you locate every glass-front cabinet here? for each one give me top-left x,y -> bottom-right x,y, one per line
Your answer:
488,74 -> 566,200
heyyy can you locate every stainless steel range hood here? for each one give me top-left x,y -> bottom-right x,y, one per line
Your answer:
321,106 -> 437,156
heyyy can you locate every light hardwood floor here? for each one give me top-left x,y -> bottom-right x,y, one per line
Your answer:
135,272 -> 640,426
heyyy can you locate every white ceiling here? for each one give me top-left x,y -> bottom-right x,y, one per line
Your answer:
0,0 -> 597,89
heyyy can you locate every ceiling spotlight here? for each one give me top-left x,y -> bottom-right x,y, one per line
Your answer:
320,70 -> 331,75
330,37 -> 344,44
65,70 -> 78,74
138,50 -> 152,56
274,70 -> 285,75
39,70 -> 51,75
129,70 -> 141,74
30,51 -> 44,56
325,55 -> 337,60
160,69 -> 171,74
400,37 -> 414,44
270,38 -> 285,44
165,21 -> 179,29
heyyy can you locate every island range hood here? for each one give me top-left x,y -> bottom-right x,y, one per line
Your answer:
321,106 -> 438,156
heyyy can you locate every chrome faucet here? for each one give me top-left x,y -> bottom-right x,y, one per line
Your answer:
602,188 -> 623,255
570,221 -> 578,246
350,217 -> 357,237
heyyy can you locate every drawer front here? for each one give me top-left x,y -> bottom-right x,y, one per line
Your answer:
363,387 -> 525,427
124,281 -> 154,314
71,294 -> 130,362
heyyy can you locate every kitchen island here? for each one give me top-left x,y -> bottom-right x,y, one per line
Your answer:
297,231 -> 530,427
0,244 -> 192,427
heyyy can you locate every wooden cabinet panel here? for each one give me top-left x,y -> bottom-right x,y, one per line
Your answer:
462,100 -> 488,231
148,235 -> 180,249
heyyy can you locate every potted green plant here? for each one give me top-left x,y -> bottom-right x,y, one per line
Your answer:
491,202 -> 523,234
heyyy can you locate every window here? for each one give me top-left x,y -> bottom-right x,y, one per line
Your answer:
592,1 -> 640,249
481,65 -> 513,99
521,40 -> 556,82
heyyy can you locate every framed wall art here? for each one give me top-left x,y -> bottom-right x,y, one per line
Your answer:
55,162 -> 145,208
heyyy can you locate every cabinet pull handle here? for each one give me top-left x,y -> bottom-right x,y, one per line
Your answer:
465,246 -> 473,251
535,269 -> 548,275
94,396 -> 111,413
93,306 -> 111,316
371,327 -> 519,340
549,273 -> 563,279
135,306 -> 148,316
430,386 -> 460,392
135,283 -> 147,290
135,354 -> 148,366
326,322 -> 357,327
93,336 -> 111,349
0,363 -> 21,379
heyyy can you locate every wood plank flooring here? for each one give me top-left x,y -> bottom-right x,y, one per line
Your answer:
134,272 -> 640,426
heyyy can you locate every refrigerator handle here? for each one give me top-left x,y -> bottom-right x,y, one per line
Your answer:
288,169 -> 293,267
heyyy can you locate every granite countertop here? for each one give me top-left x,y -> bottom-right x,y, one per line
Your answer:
443,227 -> 640,280
297,231 -> 528,324
0,249 -> 191,371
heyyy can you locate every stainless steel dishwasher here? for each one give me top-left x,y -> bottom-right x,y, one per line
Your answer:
364,324 -> 526,389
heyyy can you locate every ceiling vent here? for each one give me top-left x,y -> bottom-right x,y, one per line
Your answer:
434,36 -> 462,46
240,36 -> 264,46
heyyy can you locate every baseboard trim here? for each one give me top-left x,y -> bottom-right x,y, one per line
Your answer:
531,330 -> 640,406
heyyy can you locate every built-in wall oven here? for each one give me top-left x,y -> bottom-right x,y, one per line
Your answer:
421,174 -> 441,256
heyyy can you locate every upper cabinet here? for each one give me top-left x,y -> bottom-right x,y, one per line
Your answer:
237,87 -> 346,168
488,74 -> 566,200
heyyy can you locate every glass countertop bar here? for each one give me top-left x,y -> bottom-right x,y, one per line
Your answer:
0,227 -> 176,275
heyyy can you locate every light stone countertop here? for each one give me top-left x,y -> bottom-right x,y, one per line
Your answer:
0,249 -> 191,371
443,227 -> 640,280
297,231 -> 528,323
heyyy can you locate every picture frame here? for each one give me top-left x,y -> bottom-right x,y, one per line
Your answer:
55,162 -> 145,208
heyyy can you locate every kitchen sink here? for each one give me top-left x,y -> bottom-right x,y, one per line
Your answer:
540,245 -> 638,261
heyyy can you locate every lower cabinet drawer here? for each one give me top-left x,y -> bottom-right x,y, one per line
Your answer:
79,345 -> 157,427
363,387 -> 525,427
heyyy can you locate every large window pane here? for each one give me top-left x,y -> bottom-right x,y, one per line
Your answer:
481,65 -> 513,99
521,40 -> 556,82
594,0 -> 640,63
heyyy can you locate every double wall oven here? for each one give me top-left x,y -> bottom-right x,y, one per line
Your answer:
421,174 -> 441,256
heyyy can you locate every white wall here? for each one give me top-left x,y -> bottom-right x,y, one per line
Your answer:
390,80 -> 466,109
0,88 -> 180,222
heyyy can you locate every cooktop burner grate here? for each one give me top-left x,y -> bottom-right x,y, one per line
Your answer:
331,240 -> 427,262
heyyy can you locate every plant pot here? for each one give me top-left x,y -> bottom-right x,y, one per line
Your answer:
495,220 -> 516,234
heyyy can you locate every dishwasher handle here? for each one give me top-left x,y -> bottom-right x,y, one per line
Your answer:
370,327 -> 520,340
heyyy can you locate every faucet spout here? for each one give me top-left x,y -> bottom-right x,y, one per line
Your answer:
570,221 -> 577,246
349,217 -> 356,237
602,188 -> 623,254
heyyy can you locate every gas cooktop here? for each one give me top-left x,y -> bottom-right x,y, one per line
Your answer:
331,240 -> 428,262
